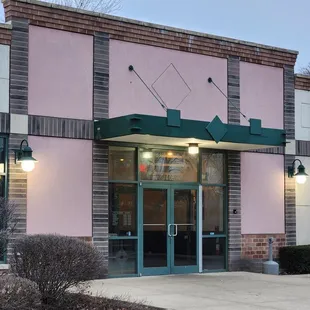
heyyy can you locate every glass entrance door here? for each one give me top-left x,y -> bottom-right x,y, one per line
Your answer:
171,187 -> 198,274
141,185 -> 199,275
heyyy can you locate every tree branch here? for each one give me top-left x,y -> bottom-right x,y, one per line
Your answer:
300,63 -> 310,76
39,0 -> 122,13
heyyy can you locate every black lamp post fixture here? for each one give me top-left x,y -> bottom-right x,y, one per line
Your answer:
15,139 -> 37,172
288,159 -> 308,184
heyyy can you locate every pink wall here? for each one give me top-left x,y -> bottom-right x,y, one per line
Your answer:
109,40 -> 227,122
28,26 -> 93,120
241,153 -> 284,234
240,62 -> 283,129
27,137 -> 92,236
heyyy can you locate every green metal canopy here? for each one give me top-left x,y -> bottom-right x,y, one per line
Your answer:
94,111 -> 286,151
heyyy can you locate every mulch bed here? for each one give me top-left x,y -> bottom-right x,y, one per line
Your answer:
41,293 -> 164,310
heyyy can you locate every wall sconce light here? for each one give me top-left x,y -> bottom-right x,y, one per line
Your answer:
288,159 -> 308,184
188,143 -> 199,155
15,139 -> 38,172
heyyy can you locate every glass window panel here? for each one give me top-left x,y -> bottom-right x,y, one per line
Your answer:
201,152 -> 225,184
174,190 -> 197,266
109,146 -> 136,181
143,188 -> 167,268
108,239 -> 137,275
202,187 -> 224,234
140,149 -> 198,182
109,184 -> 137,236
203,237 -> 226,270
0,138 -> 5,174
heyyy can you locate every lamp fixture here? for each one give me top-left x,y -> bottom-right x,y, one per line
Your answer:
142,151 -> 153,159
15,139 -> 38,172
188,143 -> 199,155
288,159 -> 308,184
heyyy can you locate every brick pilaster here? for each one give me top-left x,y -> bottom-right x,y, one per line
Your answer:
92,142 -> 108,266
227,56 -> 240,125
92,31 -> 109,268
6,18 -> 29,259
10,19 -> 29,115
227,152 -> 241,270
93,32 -> 109,120
285,155 -> 296,246
284,66 -> 296,246
227,56 -> 242,270
7,134 -> 28,256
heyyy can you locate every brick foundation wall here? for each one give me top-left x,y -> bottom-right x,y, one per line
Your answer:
242,234 -> 285,260
241,234 -> 285,273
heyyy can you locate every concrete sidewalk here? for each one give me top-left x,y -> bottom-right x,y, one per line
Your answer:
88,272 -> 310,310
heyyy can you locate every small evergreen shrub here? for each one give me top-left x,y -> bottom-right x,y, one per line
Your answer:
279,245 -> 310,274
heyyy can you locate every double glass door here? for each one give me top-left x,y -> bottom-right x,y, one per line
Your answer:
142,184 -> 199,275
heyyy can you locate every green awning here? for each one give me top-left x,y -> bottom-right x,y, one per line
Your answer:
94,112 -> 286,151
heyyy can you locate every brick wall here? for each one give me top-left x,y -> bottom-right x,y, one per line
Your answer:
295,75 -> 310,91
0,24 -> 11,45
242,234 -> 285,260
3,0 -> 298,68
241,234 -> 285,273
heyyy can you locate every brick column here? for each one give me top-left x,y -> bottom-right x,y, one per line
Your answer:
7,18 -> 29,258
284,66 -> 296,246
10,19 -> 29,115
7,134 -> 27,256
227,56 -> 242,270
92,32 -> 109,268
227,152 -> 241,270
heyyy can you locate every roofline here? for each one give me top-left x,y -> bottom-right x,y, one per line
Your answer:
10,0 -> 299,56
295,74 -> 310,79
0,22 -> 12,30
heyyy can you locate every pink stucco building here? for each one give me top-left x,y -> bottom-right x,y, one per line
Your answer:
0,0 -> 308,275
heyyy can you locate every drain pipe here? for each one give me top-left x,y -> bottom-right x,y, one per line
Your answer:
263,237 -> 279,275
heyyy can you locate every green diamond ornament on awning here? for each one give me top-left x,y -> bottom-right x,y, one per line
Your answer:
206,116 -> 228,143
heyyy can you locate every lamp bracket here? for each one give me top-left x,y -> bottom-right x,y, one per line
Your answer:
13,139 -> 31,164
288,159 -> 303,178
14,150 -> 22,163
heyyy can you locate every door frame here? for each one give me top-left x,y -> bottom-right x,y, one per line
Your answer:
139,182 -> 200,276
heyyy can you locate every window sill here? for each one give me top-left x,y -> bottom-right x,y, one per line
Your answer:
0,264 -> 9,270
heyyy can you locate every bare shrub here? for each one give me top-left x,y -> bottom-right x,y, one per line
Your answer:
0,198 -> 18,261
11,234 -> 106,305
0,274 -> 41,310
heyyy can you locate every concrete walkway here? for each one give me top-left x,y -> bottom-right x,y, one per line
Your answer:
88,272 -> 310,310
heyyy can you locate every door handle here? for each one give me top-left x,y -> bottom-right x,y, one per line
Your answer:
173,224 -> 178,237
168,224 -> 178,237
168,224 -> 173,237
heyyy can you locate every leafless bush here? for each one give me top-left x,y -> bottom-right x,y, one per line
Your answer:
11,234 -> 106,305
0,274 -> 41,310
0,198 -> 18,261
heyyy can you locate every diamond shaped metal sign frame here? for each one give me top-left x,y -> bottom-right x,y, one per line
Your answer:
206,116 -> 228,144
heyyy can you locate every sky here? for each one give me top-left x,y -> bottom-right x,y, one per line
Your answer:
1,0 -> 309,70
